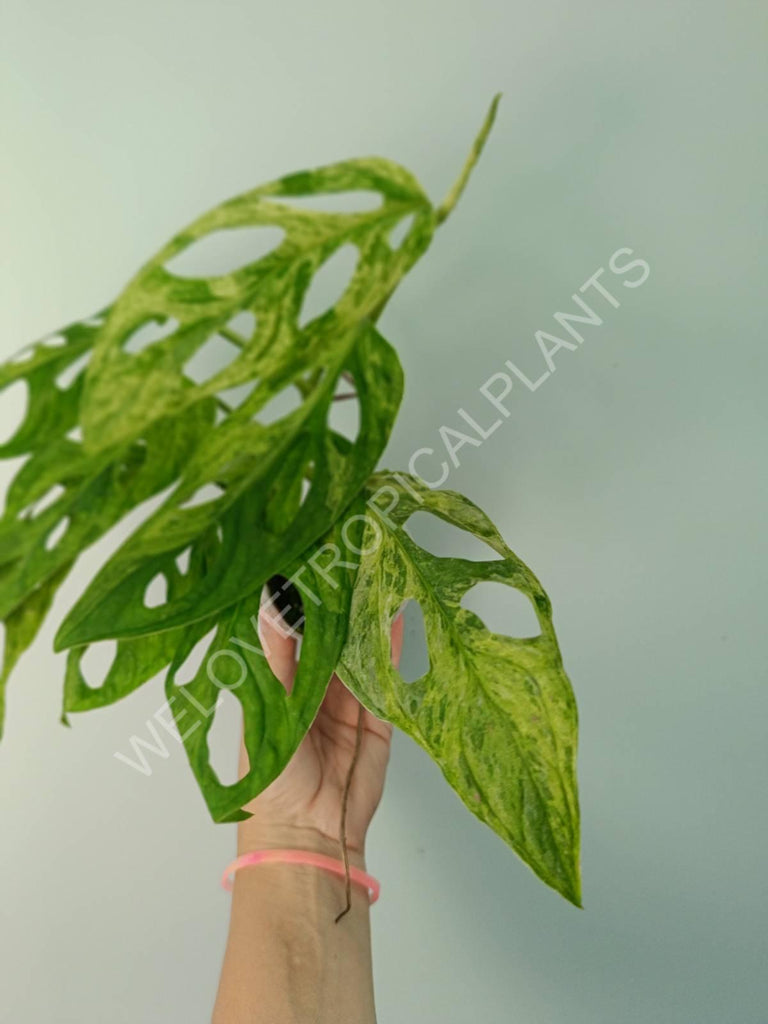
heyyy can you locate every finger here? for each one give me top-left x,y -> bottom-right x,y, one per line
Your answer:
258,603 -> 298,692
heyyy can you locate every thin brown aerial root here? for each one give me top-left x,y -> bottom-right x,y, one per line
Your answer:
334,703 -> 365,924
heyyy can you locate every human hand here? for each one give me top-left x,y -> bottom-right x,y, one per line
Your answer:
237,605 -> 404,866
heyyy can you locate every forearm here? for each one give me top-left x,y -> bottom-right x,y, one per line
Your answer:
213,827 -> 376,1024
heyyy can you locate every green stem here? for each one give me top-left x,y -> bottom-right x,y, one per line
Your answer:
362,95 -> 501,328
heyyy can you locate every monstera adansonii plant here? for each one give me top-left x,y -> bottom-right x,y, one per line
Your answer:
0,96 -> 581,906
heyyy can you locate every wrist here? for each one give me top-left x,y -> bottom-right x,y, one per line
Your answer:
236,819 -> 367,870
218,826 -> 376,1024
229,828 -> 373,931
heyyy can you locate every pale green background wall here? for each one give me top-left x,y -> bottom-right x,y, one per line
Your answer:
1,1 -> 767,1021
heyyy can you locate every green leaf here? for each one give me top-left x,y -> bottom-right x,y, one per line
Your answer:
55,318 -> 403,649
0,398 -> 215,622
78,157 -> 436,453
0,98 -> 582,908
62,525 -> 221,715
0,310 -> 108,459
336,472 -> 581,905
0,311 -> 215,724
165,508 -> 364,822
0,562 -> 72,737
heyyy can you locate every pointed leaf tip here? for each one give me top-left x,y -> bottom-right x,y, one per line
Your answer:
436,93 -> 502,225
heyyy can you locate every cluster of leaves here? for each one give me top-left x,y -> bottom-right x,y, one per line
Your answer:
0,96 -> 581,904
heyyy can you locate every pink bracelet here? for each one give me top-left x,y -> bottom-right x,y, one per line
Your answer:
221,849 -> 380,905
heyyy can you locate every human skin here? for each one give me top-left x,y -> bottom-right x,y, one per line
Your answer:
212,607 -> 404,1024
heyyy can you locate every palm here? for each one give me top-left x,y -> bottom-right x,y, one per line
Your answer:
240,610 -> 403,853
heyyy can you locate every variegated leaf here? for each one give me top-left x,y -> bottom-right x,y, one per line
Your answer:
336,472 -> 581,905
165,508 -> 364,822
55,318 -> 402,648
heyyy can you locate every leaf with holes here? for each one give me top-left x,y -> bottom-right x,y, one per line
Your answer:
77,153 -> 439,454
336,472 -> 581,905
0,394 -> 215,622
0,311 -> 108,460
165,507 -> 364,822
0,310 -> 214,732
62,525 -> 222,716
0,96 -> 585,907
55,318 -> 402,648
0,562 -> 72,738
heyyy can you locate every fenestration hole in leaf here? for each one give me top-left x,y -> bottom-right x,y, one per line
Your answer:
175,547 -> 191,575
266,191 -> 382,213
389,213 -> 415,249
396,600 -> 431,684
55,352 -> 90,390
328,383 -> 360,443
143,573 -> 168,608
123,317 -> 179,355
218,379 -> 259,410
164,226 -> 285,278
225,310 -> 257,342
207,688 -> 244,786
9,347 -> 34,365
174,626 -> 217,687
44,516 -> 70,551
460,582 -> 540,639
79,640 -> 118,690
404,511 -> 503,562
178,483 -> 225,510
30,484 -> 65,519
299,462 -> 314,506
298,243 -> 359,328
184,334 -> 241,385
255,385 -> 303,426
0,380 -> 28,444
